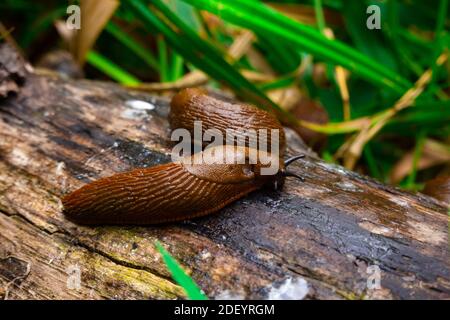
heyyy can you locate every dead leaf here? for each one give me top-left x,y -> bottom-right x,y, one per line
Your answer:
75,0 -> 119,64
390,139 -> 450,183
291,96 -> 329,151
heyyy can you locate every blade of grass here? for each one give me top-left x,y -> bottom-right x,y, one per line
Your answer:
169,51 -> 184,81
363,143 -> 382,181
155,241 -> 208,300
313,0 -> 326,33
398,29 -> 433,51
105,21 -> 159,70
21,7 -> 67,48
314,0 -> 334,83
405,130 -> 427,189
255,32 -> 301,74
428,0 -> 448,95
259,73 -> 297,91
157,35 -> 169,82
387,99 -> 450,127
321,150 -> 335,163
86,51 -> 140,85
385,1 -> 423,77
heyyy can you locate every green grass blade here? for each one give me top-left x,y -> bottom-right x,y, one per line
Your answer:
363,143 -> 383,181
21,7 -> 67,48
405,130 -> 427,190
259,74 -> 296,91
105,21 -> 159,70
313,0 -> 326,33
157,36 -> 169,82
155,241 -> 208,300
429,0 -> 448,91
384,100 -> 450,133
256,35 -> 301,74
169,52 -> 184,81
86,51 -> 140,85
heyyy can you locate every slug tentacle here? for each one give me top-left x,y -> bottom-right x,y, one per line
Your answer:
282,154 -> 305,182
284,155 -> 305,167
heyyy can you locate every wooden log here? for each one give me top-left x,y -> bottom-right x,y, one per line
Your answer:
0,44 -> 448,300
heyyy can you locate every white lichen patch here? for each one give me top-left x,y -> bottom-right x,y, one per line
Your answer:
387,195 -> 410,208
359,220 -> 395,237
199,250 -> 211,260
9,147 -> 30,167
335,181 -> 361,192
402,274 -> 416,282
266,277 -> 309,300
317,161 -> 349,176
125,99 -> 155,110
407,220 -> 445,246
55,161 -> 66,175
120,108 -> 149,120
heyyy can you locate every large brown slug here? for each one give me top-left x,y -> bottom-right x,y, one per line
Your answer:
62,146 -> 304,225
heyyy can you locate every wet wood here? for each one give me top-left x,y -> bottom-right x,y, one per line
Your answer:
0,44 -> 449,300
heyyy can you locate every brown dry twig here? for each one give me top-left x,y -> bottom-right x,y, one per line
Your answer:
324,28 -> 351,121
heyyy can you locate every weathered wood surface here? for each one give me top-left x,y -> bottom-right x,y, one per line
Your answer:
0,50 -> 449,300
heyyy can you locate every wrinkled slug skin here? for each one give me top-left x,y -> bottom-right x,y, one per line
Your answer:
170,88 -> 286,153
62,161 -> 264,225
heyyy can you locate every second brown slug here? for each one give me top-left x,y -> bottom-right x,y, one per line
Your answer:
170,88 -> 286,153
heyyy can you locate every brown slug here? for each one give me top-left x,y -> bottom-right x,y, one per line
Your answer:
170,88 -> 286,153
62,146 -> 304,225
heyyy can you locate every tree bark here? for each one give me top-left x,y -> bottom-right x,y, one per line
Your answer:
0,44 -> 448,300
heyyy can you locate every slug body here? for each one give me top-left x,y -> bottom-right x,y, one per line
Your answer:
62,146 -> 285,225
170,88 -> 286,153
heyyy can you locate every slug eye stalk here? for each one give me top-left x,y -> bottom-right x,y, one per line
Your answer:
284,154 -> 305,167
283,154 -> 305,182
